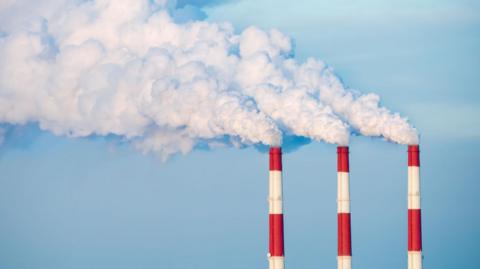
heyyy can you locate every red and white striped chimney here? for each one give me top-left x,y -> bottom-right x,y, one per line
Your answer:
268,147 -> 285,269
337,146 -> 352,269
408,145 -> 422,269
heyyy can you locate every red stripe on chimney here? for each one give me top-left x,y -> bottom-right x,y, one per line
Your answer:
269,147 -> 282,171
338,213 -> 352,256
269,214 -> 284,256
408,145 -> 420,167
337,146 -> 349,172
408,209 -> 422,251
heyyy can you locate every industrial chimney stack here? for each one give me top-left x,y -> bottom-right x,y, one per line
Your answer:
408,145 -> 422,269
263,145 -> 422,269
268,147 -> 285,269
337,146 -> 352,269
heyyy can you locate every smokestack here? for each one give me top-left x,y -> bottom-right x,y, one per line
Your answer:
337,146 -> 352,269
408,145 -> 422,269
268,147 -> 285,269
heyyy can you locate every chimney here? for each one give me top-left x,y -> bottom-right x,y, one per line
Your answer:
408,145 -> 422,269
337,146 -> 352,269
268,147 -> 285,269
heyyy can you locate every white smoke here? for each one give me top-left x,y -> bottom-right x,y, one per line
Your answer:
0,0 -> 418,159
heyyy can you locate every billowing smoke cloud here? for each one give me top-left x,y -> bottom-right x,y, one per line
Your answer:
0,0 -> 418,159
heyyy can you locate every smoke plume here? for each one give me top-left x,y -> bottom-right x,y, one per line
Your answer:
0,0 -> 418,159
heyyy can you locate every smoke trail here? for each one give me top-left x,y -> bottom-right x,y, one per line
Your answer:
0,0 -> 418,158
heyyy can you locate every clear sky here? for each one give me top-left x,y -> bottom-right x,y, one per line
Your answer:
0,0 -> 479,268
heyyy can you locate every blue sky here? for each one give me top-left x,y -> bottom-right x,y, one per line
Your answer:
1,1 -> 479,268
